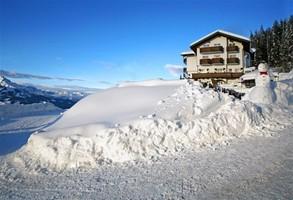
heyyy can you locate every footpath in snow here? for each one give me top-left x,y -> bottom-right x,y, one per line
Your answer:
3,74 -> 292,172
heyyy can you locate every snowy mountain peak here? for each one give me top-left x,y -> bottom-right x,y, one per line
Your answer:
0,75 -> 17,88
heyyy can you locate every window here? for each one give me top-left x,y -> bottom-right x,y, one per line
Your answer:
203,43 -> 210,47
229,41 -> 235,46
229,69 -> 232,72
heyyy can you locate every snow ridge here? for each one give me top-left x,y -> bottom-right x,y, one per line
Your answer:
9,81 -> 267,172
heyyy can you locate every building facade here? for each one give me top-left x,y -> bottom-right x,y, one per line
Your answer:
181,30 -> 252,85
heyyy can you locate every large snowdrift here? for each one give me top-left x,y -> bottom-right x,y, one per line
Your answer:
8,78 -> 293,171
47,80 -> 187,131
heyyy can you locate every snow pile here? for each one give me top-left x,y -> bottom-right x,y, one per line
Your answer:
9,80 -> 267,171
245,84 -> 276,105
275,79 -> 293,106
48,80 -> 187,131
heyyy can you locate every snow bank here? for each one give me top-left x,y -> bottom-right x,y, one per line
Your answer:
275,79 -> 293,106
11,80 -> 267,171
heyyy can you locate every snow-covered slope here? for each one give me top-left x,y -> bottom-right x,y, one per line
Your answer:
0,102 -> 62,156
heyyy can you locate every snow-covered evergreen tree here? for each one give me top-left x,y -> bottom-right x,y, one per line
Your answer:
250,16 -> 293,72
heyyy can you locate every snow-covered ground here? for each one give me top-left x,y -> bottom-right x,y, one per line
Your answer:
0,103 -> 62,155
0,73 -> 292,199
1,126 -> 292,199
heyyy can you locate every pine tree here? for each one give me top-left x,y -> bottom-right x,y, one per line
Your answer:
250,16 -> 293,72
285,16 -> 293,71
271,20 -> 281,69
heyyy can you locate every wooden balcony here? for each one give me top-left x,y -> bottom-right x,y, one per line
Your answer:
211,58 -> 224,65
200,58 -> 212,65
191,72 -> 243,80
200,46 -> 224,54
227,57 -> 240,64
227,46 -> 239,52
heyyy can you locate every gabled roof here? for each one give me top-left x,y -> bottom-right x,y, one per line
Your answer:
190,29 -> 250,48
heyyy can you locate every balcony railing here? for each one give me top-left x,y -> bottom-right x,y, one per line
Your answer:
200,46 -> 224,54
200,58 -> 212,65
227,57 -> 240,64
227,46 -> 239,52
191,72 -> 243,80
211,58 -> 224,65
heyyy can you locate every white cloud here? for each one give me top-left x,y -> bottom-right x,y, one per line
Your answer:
164,64 -> 184,77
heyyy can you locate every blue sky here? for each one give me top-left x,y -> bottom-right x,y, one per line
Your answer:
0,0 -> 292,88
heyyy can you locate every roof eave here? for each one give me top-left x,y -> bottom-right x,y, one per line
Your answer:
190,30 -> 250,48
180,51 -> 195,56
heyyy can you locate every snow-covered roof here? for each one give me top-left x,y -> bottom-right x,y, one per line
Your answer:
190,29 -> 250,47
244,66 -> 256,73
180,51 -> 195,56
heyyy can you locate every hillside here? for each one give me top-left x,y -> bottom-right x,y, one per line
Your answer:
0,76 -> 97,109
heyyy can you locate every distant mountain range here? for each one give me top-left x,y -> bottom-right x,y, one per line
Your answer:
0,76 -> 99,109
